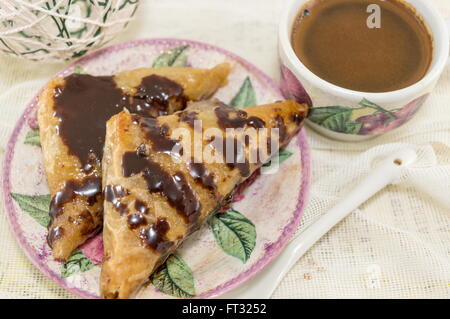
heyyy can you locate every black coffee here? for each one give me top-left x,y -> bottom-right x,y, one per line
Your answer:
291,0 -> 433,92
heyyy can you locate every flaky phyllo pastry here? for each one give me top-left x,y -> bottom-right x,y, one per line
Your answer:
37,63 -> 231,260
100,99 -> 308,298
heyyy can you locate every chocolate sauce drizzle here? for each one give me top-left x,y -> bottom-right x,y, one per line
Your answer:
48,176 -> 101,246
49,177 -> 101,220
214,106 -> 249,129
47,226 -> 64,247
139,218 -> 173,252
104,184 -> 129,216
134,200 -> 149,215
188,162 -> 216,192
214,106 -> 266,130
179,111 -> 199,128
274,114 -> 287,144
127,214 -> 148,229
54,75 -> 122,170
247,116 -> 266,129
128,74 -> 186,118
54,73 -> 186,169
49,73 -> 186,232
122,150 -> 201,224
211,105 -> 268,177
291,112 -> 305,125
104,185 -> 150,231
105,179 -> 172,250
138,117 -> 182,157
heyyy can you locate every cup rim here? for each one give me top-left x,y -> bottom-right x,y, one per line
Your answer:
279,0 -> 450,103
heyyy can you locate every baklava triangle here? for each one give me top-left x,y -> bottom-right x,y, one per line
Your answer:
100,99 -> 308,298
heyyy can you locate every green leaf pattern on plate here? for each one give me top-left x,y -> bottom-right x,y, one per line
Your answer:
229,76 -> 257,109
61,250 -> 94,278
152,45 -> 190,68
275,148 -> 293,163
208,209 -> 256,263
11,193 -> 51,227
73,65 -> 86,74
24,129 -> 41,147
151,254 -> 196,298
262,148 -> 293,168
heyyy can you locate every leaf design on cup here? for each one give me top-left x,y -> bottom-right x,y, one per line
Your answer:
308,105 -> 363,134
355,95 -> 428,135
208,209 -> 256,263
308,95 -> 428,135
280,65 -> 312,107
151,254 -> 196,298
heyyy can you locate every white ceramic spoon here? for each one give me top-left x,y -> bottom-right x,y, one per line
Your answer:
220,148 -> 418,299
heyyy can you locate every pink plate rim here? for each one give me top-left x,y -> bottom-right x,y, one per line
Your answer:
1,38 -> 312,299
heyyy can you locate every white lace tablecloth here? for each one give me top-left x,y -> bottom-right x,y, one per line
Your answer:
0,0 -> 448,299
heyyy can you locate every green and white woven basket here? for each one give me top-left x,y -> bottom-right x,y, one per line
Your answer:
0,0 -> 139,61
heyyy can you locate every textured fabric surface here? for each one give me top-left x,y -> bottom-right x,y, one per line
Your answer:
0,0 -> 449,299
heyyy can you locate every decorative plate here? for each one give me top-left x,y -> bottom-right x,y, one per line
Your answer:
2,38 -> 311,299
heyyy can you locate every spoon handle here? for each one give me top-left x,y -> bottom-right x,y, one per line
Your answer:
220,148 -> 417,299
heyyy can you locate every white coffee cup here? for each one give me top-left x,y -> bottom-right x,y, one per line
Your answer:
279,0 -> 450,141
